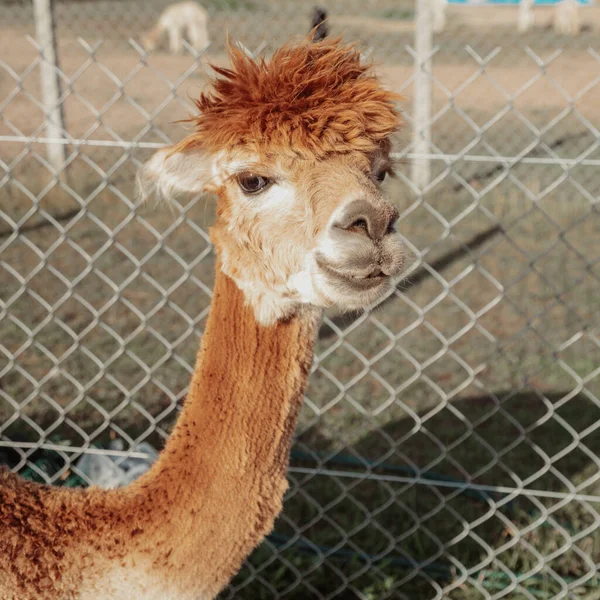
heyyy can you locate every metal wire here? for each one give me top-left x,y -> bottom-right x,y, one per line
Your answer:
2,134 -> 600,167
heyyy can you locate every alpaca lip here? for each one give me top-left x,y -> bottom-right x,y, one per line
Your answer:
320,264 -> 388,290
366,269 -> 384,279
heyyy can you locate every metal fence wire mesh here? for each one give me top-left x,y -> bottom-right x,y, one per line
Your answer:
1,0 -> 600,598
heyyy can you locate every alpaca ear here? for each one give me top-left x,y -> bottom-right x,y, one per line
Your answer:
137,146 -> 216,203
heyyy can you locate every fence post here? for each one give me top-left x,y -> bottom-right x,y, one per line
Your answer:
33,0 -> 66,176
412,0 -> 433,191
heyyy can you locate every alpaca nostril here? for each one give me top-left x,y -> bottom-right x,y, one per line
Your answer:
348,218 -> 369,232
386,207 -> 400,235
335,214 -> 372,238
386,215 -> 398,235
334,199 -> 397,241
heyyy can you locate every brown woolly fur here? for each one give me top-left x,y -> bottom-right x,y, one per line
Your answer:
173,37 -> 403,158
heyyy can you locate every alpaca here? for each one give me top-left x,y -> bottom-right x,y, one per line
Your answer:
310,6 -> 329,41
0,38 -> 405,600
518,0 -> 535,33
553,0 -> 581,35
141,1 -> 209,54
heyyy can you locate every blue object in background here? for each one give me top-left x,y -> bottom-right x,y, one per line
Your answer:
447,0 -> 593,5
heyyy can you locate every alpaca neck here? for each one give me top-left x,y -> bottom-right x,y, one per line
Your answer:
132,267 -> 320,596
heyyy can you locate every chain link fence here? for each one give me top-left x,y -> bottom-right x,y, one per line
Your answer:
1,0 -> 600,598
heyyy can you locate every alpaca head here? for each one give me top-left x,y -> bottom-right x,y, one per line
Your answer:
138,38 -> 406,324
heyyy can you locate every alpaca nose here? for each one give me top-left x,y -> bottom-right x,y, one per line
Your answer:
334,199 -> 398,241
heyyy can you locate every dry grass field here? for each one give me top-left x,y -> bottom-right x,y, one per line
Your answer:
1,1 -> 600,597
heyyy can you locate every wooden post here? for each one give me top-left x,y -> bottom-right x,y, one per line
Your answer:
33,0 -> 66,176
412,0 -> 433,191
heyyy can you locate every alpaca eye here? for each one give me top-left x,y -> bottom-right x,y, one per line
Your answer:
237,173 -> 270,194
374,170 -> 387,183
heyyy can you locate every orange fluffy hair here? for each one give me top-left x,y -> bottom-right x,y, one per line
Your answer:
174,37 -> 403,158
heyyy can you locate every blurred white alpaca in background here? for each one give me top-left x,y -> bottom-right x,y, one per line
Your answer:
553,0 -> 581,35
142,1 -> 209,54
518,0 -> 535,33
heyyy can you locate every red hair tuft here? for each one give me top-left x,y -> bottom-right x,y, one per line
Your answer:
174,37 -> 403,158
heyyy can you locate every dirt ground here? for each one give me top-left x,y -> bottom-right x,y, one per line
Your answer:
1,2 -> 600,598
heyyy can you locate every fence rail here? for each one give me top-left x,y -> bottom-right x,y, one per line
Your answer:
1,1 -> 600,598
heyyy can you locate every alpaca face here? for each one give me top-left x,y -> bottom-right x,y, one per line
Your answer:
138,143 -> 405,324
208,148 -> 405,324
137,39 -> 407,324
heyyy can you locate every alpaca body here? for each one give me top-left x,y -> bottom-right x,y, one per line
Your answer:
142,1 -> 209,54
554,0 -> 580,35
0,38 -> 405,599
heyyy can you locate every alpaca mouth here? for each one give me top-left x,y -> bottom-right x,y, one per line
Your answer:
312,237 -> 405,307
319,263 -> 390,292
